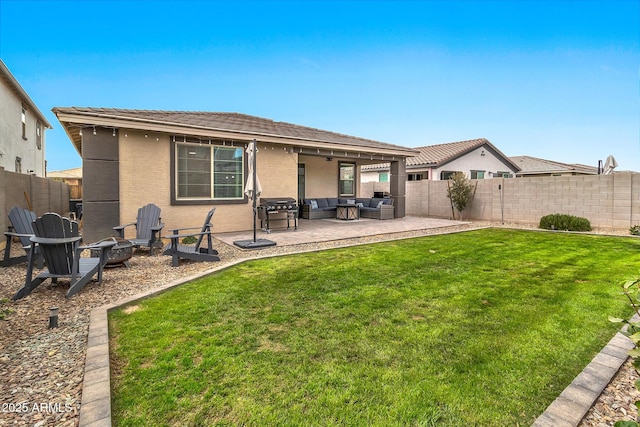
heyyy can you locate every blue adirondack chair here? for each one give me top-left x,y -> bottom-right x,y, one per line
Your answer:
113,203 -> 164,255
13,213 -> 116,300
2,207 -> 43,268
163,208 -> 220,267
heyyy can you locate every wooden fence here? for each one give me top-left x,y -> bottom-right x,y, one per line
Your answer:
0,167 -> 71,251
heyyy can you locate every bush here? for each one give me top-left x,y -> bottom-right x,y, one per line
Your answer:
446,172 -> 475,220
539,214 -> 591,232
182,235 -> 198,245
630,225 -> 640,236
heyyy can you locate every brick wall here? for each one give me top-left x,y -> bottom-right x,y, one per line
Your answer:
362,172 -> 640,230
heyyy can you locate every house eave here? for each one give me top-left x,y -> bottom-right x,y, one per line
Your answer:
1,60 -> 52,129
54,110 -> 419,158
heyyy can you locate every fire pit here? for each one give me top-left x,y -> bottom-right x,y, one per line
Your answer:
91,237 -> 133,267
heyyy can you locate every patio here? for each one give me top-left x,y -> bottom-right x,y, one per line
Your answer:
216,215 -> 469,247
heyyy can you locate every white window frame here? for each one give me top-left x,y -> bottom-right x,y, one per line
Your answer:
339,162 -> 356,197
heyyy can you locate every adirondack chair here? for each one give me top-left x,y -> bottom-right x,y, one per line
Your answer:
113,203 -> 164,255
13,213 -> 116,300
2,207 -> 43,268
163,208 -> 220,267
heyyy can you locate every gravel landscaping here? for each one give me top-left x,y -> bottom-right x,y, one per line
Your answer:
0,222 -> 637,426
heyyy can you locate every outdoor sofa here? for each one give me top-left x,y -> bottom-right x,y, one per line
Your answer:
301,197 -> 394,220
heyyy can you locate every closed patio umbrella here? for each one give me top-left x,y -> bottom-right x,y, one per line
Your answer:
244,141 -> 262,200
233,139 -> 276,249
603,155 -> 618,175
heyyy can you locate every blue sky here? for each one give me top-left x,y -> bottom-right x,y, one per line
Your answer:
1,0 -> 638,172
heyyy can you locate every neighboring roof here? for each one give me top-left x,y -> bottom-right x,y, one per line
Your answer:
362,138 -> 520,172
0,59 -> 52,129
53,107 -> 419,158
47,167 -> 82,179
510,156 -> 598,176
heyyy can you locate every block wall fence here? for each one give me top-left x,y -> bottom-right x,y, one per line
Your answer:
0,167 -> 70,250
361,172 -> 640,230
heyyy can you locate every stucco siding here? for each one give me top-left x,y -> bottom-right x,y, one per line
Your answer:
257,143 -> 299,200
301,155 -> 340,198
118,136 -> 299,236
431,147 -> 517,180
119,131 -> 170,236
0,77 -> 46,176
362,147 -> 518,183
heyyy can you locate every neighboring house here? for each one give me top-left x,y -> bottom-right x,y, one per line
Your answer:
361,138 -> 520,182
0,59 -> 52,176
510,156 -> 598,177
53,107 -> 419,242
47,167 -> 83,199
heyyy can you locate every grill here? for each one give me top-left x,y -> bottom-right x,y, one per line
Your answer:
258,197 -> 298,233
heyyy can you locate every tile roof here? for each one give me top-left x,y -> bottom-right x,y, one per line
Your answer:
362,138 -> 519,171
53,107 -> 418,156
510,156 -> 598,175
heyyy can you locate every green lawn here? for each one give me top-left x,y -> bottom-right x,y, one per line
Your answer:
109,229 -> 640,426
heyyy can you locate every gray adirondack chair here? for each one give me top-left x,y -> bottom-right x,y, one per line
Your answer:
2,207 -> 43,268
113,203 -> 164,255
163,208 -> 220,267
13,213 -> 116,300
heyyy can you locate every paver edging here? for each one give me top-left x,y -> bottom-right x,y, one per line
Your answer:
532,315 -> 639,426
78,231 -> 637,426
78,259 -> 247,426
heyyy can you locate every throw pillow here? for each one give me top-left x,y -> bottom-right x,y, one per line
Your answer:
356,202 -> 364,208
310,200 -> 318,209
376,200 -> 384,208
347,199 -> 356,204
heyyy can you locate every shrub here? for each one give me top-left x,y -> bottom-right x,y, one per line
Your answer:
181,235 -> 198,245
539,214 -> 591,232
630,225 -> 640,236
446,172 -> 476,220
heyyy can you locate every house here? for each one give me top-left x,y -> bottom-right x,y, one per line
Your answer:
0,60 -> 52,176
361,138 -> 520,182
47,167 -> 83,199
52,107 -> 419,242
510,156 -> 598,177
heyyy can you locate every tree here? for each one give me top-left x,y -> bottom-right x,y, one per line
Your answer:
446,172 -> 475,220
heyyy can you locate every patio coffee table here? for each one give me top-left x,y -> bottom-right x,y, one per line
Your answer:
336,204 -> 360,221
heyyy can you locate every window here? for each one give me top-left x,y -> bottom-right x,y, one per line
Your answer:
175,143 -> 244,200
379,172 -> 389,183
495,171 -> 512,178
21,107 -> 27,140
471,170 -> 485,179
36,121 -> 42,150
408,173 -> 424,181
339,162 -> 356,196
440,171 -> 462,180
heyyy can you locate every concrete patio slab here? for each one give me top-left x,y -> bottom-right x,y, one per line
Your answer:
215,216 -> 469,247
